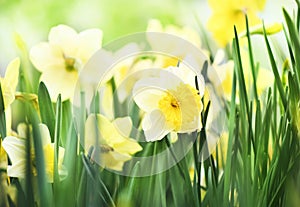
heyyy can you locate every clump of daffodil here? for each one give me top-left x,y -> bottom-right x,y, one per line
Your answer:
133,66 -> 205,142
30,24 -> 102,101
85,114 -> 142,171
207,0 -> 266,46
2,123 -> 67,182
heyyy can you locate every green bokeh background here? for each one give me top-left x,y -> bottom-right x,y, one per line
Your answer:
0,0 -> 294,73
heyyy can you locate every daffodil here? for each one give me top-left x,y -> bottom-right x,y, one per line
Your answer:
85,114 -> 142,171
1,58 -> 20,109
0,58 -> 20,137
30,24 -> 102,101
2,123 -> 67,182
133,67 -> 205,142
207,0 -> 266,46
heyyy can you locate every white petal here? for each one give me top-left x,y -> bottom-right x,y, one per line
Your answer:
7,160 -> 26,178
133,87 -> 165,112
48,24 -> 78,56
40,68 -> 78,101
142,110 -> 173,142
2,136 -> 26,164
77,29 -> 103,64
30,43 -> 64,72
39,124 -> 51,146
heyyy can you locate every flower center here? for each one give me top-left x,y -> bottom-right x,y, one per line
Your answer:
158,83 -> 202,131
64,56 -> 77,71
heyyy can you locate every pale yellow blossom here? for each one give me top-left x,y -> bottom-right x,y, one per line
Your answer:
85,114 -> 142,171
30,24 -> 102,101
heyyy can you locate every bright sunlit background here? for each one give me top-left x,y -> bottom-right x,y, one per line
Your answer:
0,0 -> 295,73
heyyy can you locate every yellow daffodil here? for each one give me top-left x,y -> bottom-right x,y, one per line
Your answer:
2,123 -> 67,182
133,67 -> 205,141
207,0 -> 266,47
85,114 -> 142,171
1,58 -> 20,109
0,58 -> 20,137
30,24 -> 102,101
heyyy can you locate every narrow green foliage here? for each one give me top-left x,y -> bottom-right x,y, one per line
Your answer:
38,82 -> 55,141
0,83 -> 6,139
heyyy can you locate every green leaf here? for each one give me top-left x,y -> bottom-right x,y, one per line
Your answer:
0,83 -> 6,140
263,23 -> 288,109
38,82 -> 55,141
27,103 -> 53,206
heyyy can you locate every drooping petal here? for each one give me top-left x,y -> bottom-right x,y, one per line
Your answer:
101,151 -> 131,171
6,160 -> 26,178
2,136 -> 26,166
142,109 -> 173,142
112,138 -> 142,155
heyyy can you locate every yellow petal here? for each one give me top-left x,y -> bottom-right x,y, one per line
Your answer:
101,151 -> 131,171
4,57 -> 19,92
112,116 -> 133,137
112,138 -> 142,155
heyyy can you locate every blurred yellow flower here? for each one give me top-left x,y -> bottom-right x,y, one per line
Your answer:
0,58 -> 20,137
30,24 -> 102,101
0,58 -> 20,109
207,0 -> 266,46
209,49 -> 273,102
2,123 -> 67,182
85,114 -> 142,171
133,67 -> 205,141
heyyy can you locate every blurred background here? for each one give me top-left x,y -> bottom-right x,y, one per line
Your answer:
0,0 -> 295,74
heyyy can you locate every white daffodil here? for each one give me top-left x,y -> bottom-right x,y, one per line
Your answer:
85,114 -> 142,171
2,123 -> 67,182
30,24 -> 102,101
133,66 -> 205,142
